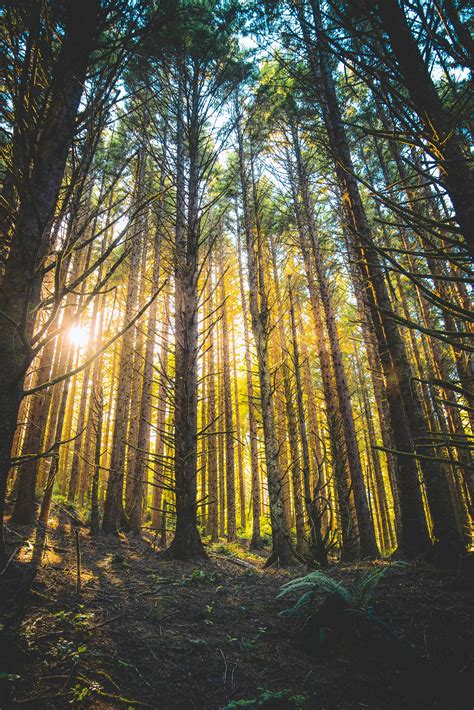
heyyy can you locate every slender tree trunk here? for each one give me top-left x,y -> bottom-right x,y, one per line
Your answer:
286,150 -> 358,560
288,280 -> 328,566
231,321 -> 246,531
269,235 -> 305,552
89,385 -> 103,537
129,220 -> 162,535
206,269 -> 219,542
239,132 -> 296,567
11,336 -> 57,524
102,153 -> 146,534
31,344 -> 75,566
219,248 -> 236,542
291,122 -> 378,558
236,219 -> 261,548
151,290 -> 170,531
236,103 -> 296,565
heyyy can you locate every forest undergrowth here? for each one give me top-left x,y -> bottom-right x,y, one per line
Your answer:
1,506 -> 472,710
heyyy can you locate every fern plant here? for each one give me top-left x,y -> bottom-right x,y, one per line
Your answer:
277,563 -> 408,650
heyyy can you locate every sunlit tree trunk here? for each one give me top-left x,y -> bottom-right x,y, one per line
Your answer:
288,280 -> 328,566
236,104 -> 296,566
219,247 -> 237,542
102,152 -> 146,534
151,289 -> 170,531
291,122 -> 378,558
129,218 -> 163,535
269,235 -> 305,552
231,321 -> 246,531
205,267 -> 219,542
236,219 -> 261,548
286,149 -> 358,560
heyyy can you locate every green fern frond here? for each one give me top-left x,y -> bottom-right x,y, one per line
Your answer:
278,571 -> 352,604
353,562 -> 409,609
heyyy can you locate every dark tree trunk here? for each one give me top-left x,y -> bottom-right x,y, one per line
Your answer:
164,71 -> 206,560
373,0 -> 474,255
0,0 -> 101,564
303,0 -> 465,563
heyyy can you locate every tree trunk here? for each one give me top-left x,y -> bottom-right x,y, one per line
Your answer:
164,73 -> 206,560
231,321 -> 246,531
102,153 -> 146,534
236,219 -> 261,548
236,105 -> 296,566
373,0 -> 473,255
219,247 -> 237,542
129,219 -> 162,535
291,122 -> 378,559
288,280 -> 328,566
285,148 -> 358,560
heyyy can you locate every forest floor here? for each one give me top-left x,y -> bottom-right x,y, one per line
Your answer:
1,508 -> 473,710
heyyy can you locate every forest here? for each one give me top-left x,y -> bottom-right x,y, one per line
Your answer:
0,0 -> 472,707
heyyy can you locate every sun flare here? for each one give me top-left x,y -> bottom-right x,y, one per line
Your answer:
69,325 -> 89,347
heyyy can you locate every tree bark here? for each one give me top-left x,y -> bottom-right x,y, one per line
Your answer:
0,0 -> 101,562
236,105 -> 296,566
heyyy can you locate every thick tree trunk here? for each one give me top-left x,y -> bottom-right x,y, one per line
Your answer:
0,0 -> 101,562
304,0 -> 465,563
373,0 -> 473,255
164,73 -> 206,560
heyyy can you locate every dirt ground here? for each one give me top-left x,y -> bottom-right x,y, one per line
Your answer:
1,511 -> 473,709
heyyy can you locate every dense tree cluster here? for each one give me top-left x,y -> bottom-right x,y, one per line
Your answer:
1,0 -> 472,572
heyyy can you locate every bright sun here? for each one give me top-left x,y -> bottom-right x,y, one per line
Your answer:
69,325 -> 89,347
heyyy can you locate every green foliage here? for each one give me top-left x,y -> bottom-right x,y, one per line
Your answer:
70,683 -> 91,703
52,638 -> 88,662
54,605 -> 94,627
180,568 -> 218,586
224,688 -> 306,709
278,563 -> 408,649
